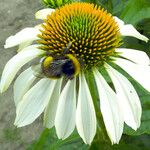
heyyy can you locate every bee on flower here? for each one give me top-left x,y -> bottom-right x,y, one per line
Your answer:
0,2 -> 149,145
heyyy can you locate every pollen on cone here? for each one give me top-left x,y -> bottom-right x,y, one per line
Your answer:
38,2 -> 121,68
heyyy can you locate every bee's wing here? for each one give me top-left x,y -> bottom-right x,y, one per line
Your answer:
63,42 -> 72,54
31,64 -> 45,78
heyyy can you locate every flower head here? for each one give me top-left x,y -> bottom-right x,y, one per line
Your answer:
0,2 -> 149,145
38,3 -> 121,69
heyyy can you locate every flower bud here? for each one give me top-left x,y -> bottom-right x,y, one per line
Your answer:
42,0 -> 72,8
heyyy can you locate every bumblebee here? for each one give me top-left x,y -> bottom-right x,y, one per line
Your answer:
41,54 -> 80,79
32,43 -> 81,79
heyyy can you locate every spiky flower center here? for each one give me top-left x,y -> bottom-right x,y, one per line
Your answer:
38,2 -> 121,69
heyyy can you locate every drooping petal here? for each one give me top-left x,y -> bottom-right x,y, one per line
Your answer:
4,28 -> 40,49
35,8 -> 55,20
76,73 -> 96,145
14,78 -> 57,127
17,25 -> 43,52
94,69 -> 124,144
17,41 -> 33,52
116,48 -> 150,65
114,17 -> 149,42
106,64 -> 142,130
55,78 -> 76,140
0,46 -> 45,93
44,78 -> 62,128
14,67 -> 36,106
115,58 -> 150,92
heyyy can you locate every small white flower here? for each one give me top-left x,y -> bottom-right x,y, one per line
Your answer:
0,2 -> 149,145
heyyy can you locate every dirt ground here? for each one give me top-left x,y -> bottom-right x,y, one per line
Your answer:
0,1 -> 45,149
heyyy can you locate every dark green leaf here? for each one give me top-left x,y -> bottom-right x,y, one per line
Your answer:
27,128 -> 89,150
120,0 -> 150,24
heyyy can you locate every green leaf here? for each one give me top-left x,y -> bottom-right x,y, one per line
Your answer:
120,0 -> 150,24
131,8 -> 150,25
112,144 -> 146,150
112,0 -> 129,15
140,21 -> 150,32
27,128 -> 89,150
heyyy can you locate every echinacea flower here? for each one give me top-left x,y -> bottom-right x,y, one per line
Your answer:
0,2 -> 149,145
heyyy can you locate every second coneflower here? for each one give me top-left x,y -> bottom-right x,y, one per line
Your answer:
0,2 -> 149,145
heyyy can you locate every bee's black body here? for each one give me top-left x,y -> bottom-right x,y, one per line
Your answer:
32,42 -> 81,79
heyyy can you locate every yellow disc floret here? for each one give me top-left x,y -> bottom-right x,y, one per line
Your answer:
38,2 -> 121,69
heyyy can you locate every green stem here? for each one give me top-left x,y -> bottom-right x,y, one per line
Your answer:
33,128 -> 50,149
85,71 -> 110,145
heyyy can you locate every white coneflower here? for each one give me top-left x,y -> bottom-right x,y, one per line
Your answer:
0,2 -> 149,145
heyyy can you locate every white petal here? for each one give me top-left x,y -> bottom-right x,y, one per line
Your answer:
17,24 -> 43,52
0,46 -> 45,93
35,8 -> 55,20
115,58 -> 150,92
4,28 -> 40,48
17,41 -> 33,52
94,69 -> 124,144
116,48 -> 150,65
16,25 -> 43,52
106,64 -> 142,130
14,67 -> 36,106
44,78 -> 62,128
55,78 -> 76,139
14,79 -> 57,127
76,73 -> 96,145
114,17 -> 149,42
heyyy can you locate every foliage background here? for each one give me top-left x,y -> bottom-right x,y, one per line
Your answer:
0,0 -> 150,149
